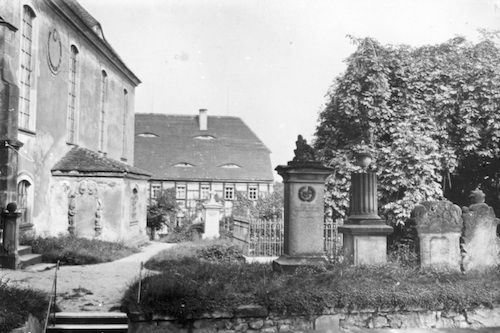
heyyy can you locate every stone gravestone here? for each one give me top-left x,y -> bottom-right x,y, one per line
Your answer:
411,201 -> 462,271
202,191 -> 222,239
69,180 -> 103,238
273,135 -> 334,272
461,189 -> 500,272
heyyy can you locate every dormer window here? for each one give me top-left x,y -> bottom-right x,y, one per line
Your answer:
137,132 -> 158,138
194,135 -> 216,140
175,163 -> 194,167
220,164 -> 241,169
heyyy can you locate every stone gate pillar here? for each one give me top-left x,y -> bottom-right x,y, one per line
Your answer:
338,152 -> 393,265
273,135 -> 334,272
0,202 -> 21,269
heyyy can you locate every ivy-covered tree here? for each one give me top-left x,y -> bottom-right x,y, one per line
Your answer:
231,182 -> 284,219
314,34 -> 500,226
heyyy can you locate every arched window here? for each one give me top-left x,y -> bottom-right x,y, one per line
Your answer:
19,5 -> 36,130
67,45 -> 79,144
17,179 -> 32,225
99,70 -> 107,152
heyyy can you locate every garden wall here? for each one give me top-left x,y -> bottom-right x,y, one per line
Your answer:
128,305 -> 500,332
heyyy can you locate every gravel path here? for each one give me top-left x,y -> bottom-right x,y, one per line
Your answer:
0,242 -> 175,312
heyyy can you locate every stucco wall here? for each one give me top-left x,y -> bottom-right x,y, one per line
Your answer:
46,176 -> 148,244
0,0 -> 142,239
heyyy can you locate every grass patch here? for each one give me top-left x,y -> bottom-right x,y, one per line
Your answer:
21,234 -> 140,265
122,241 -> 500,319
0,280 -> 49,332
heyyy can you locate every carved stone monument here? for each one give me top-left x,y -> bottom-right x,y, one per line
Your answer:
411,201 -> 462,270
338,152 -> 393,265
461,189 -> 500,272
202,191 -> 222,239
273,135 -> 334,272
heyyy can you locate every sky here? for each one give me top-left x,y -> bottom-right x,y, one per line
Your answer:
78,0 -> 500,177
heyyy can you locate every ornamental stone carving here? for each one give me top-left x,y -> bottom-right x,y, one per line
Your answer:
411,201 -> 462,234
67,180 -> 103,238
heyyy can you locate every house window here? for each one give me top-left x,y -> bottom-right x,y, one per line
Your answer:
151,184 -> 161,199
99,70 -> 108,152
130,188 -> 138,223
200,185 -> 210,200
17,180 -> 31,225
176,185 -> 186,199
19,6 -> 35,131
122,89 -> 128,158
67,45 -> 79,144
224,185 -> 234,200
248,185 -> 258,200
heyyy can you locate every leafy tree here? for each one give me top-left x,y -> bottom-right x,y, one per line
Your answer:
314,34 -> 500,226
231,182 -> 284,219
147,188 -> 179,238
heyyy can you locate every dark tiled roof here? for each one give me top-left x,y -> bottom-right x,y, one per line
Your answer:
134,113 -> 274,182
52,146 -> 151,177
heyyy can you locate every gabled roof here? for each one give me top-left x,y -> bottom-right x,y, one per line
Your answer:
52,146 -> 151,178
134,113 -> 274,182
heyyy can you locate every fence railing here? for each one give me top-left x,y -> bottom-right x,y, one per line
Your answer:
231,216 -> 343,258
43,260 -> 60,332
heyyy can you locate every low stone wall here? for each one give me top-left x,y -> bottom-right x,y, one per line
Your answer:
128,305 -> 500,332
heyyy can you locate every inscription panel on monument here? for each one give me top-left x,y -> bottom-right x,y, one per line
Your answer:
289,200 -> 324,255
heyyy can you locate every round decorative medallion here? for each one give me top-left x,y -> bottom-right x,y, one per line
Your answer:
47,28 -> 62,74
298,186 -> 316,202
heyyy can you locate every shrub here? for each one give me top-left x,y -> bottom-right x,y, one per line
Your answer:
0,281 -> 48,332
20,234 -> 139,265
161,222 -> 203,243
196,242 -> 245,263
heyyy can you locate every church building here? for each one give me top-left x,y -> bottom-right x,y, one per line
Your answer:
0,0 -> 149,245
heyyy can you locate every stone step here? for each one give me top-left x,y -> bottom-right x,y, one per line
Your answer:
45,323 -> 128,333
19,253 -> 43,268
52,312 -> 128,325
18,245 -> 33,256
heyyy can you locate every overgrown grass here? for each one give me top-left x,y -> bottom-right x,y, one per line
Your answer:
21,234 -> 140,265
122,241 -> 500,319
0,280 -> 49,332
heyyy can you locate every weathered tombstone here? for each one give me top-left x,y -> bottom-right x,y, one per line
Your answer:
202,192 -> 222,239
273,135 -> 334,272
338,152 -> 393,265
411,201 -> 462,270
461,189 -> 500,272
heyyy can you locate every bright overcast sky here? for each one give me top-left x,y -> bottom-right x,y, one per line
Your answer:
79,0 -> 500,177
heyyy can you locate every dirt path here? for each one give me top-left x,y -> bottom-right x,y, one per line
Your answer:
0,242 -> 175,312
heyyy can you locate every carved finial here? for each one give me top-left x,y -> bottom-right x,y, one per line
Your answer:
292,135 -> 316,163
470,188 -> 485,204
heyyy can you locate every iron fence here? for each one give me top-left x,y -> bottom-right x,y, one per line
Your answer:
230,216 -> 342,258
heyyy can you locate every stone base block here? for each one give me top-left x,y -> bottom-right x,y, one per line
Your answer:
339,224 -> 393,266
0,253 -> 20,269
272,255 -> 328,273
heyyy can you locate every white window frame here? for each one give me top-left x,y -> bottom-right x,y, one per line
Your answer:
67,44 -> 79,144
224,185 -> 234,200
99,70 -> 108,152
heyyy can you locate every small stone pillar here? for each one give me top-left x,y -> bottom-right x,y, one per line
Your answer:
202,193 -> 222,239
412,201 -> 462,271
0,202 -> 21,269
273,135 -> 335,272
338,152 -> 393,265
